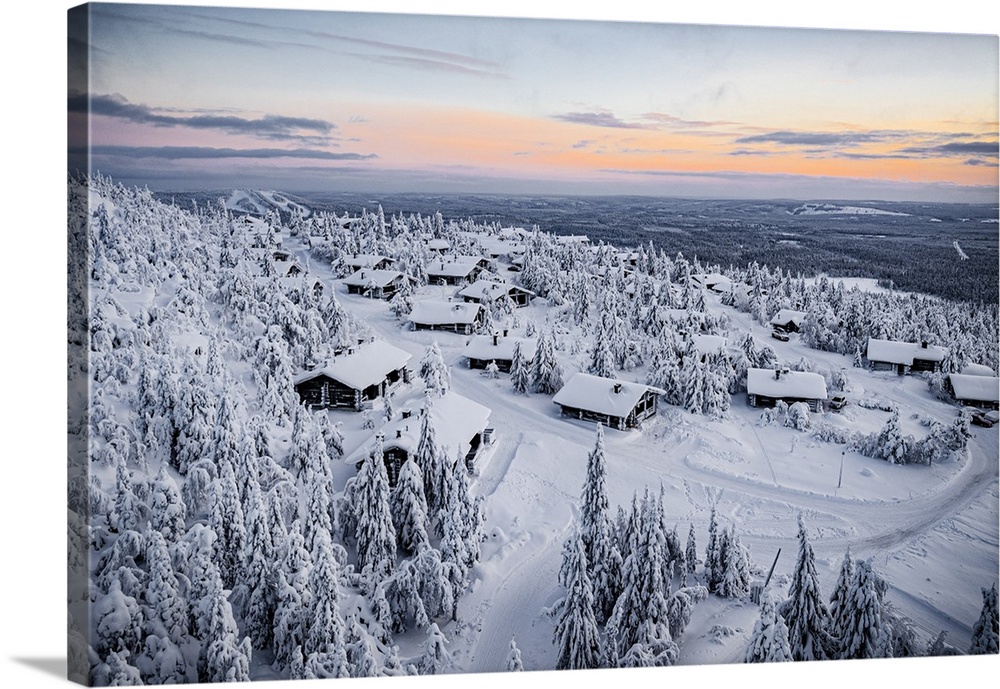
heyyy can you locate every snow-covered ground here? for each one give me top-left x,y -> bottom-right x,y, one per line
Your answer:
278,229 -> 999,672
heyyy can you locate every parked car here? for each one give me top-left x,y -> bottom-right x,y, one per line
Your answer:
829,395 -> 847,410
771,330 -> 790,342
971,410 -> 998,428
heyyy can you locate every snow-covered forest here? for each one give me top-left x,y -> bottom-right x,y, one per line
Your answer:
68,173 -> 998,685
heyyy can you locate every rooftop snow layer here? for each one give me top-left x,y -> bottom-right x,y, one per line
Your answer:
409,300 -> 482,325
746,368 -> 828,400
346,390 -> 491,464
867,338 -> 948,364
463,334 -> 538,362
343,269 -> 405,287
426,258 -> 483,277
949,374 -> 1000,403
770,309 -> 807,326
553,372 -> 662,418
294,340 -> 411,390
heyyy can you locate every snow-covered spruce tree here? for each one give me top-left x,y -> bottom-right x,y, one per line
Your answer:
417,623 -> 455,675
200,580 -> 252,683
391,456 -> 431,555
876,410 -> 909,465
588,325 -> 617,379
448,452 -> 485,570
420,342 -> 450,396
243,479 -> 279,651
510,340 -> 531,394
745,591 -> 793,663
94,578 -> 145,660
579,424 -> 623,623
531,327 -> 564,395
416,402 -> 448,519
969,582 -> 999,655
685,523 -> 698,578
704,505 -> 723,592
666,584 -> 709,641
302,530 -> 350,677
149,463 -> 186,544
840,558 -> 891,660
143,530 -> 189,649
778,514 -> 833,661
345,614 -> 379,678
412,545 -> 457,621
828,547 -> 854,658
719,528 -> 753,600
355,436 -> 398,583
552,531 -> 603,670
110,455 -> 146,534
271,570 -> 304,670
506,637 -> 524,671
90,649 -> 143,687
209,461 -> 247,590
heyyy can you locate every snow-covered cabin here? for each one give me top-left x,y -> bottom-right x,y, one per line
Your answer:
478,237 -> 526,261
746,368 -> 828,413
554,234 -> 590,245
343,269 -> 408,300
409,300 -> 483,335
692,273 -> 733,293
769,309 -> 807,333
462,332 -> 538,372
948,373 -> 1000,409
345,253 -> 394,272
426,238 -> 451,254
553,373 -> 662,430
426,256 -> 488,286
293,340 -> 411,411
866,338 -> 948,374
265,275 -> 325,301
346,391 -> 492,483
457,279 -> 535,307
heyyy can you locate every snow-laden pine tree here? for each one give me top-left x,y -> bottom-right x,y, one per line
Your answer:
143,530 -> 189,648
94,576 -> 145,660
201,580 -> 252,683
778,515 -> 833,661
416,399 -> 448,517
719,528 -> 752,599
209,461 -> 247,589
685,523 -> 698,577
510,341 -> 531,394
745,591 -> 793,663
344,614 -> 379,678
704,505 -> 723,592
553,531 -> 603,670
354,436 -> 398,582
531,327 -> 563,395
149,462 -> 186,543
417,623 -> 454,675
969,582 -> 999,655
506,637 -> 524,671
588,325 -> 618,380
303,530 -> 350,677
828,547 -> 854,658
391,456 -> 431,555
840,558 -> 890,660
420,342 -> 450,396
579,424 -> 623,622
243,477 -> 278,652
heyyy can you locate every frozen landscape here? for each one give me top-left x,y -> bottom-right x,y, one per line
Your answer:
68,175 -> 999,685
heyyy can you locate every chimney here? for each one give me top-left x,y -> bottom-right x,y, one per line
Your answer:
613,383 -> 622,394
775,369 -> 781,380
396,429 -> 402,439
921,340 -> 928,349
503,329 -> 508,337
401,408 -> 411,419
493,334 -> 498,346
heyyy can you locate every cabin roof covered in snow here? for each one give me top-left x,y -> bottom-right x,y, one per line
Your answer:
426,238 -> 451,250
962,363 -> 995,377
769,309 -> 807,326
426,257 -> 484,277
345,390 -> 491,464
409,300 -> 482,325
463,334 -> 538,362
346,254 -> 392,268
294,340 -> 411,390
553,373 -> 663,418
457,280 -> 533,301
342,269 -> 405,287
867,338 -> 948,364
949,373 -> 1000,403
747,368 -> 828,400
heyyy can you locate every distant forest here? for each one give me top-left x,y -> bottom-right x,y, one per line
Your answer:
157,192 -> 999,305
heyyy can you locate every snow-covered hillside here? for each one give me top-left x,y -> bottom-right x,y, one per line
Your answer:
226,189 -> 312,219
69,175 -> 999,686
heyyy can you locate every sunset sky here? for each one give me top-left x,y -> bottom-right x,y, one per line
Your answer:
69,1 -> 999,202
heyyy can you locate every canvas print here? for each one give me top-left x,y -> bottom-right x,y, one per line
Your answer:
67,2 -> 999,686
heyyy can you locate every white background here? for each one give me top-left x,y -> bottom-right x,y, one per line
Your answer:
3,1 -> 997,687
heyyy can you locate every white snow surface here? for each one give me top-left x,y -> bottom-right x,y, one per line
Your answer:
746,368 -> 828,400
868,338 -> 949,365
409,300 -> 483,325
462,334 -> 538,362
294,339 -> 411,391
790,203 -> 910,216
949,373 -> 1000,404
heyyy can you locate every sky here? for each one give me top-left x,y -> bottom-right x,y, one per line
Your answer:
68,1 -> 999,202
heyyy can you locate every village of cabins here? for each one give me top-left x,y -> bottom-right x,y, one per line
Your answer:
233,210 -> 999,487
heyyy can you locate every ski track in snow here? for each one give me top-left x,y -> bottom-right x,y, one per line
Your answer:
282,231 -> 998,665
